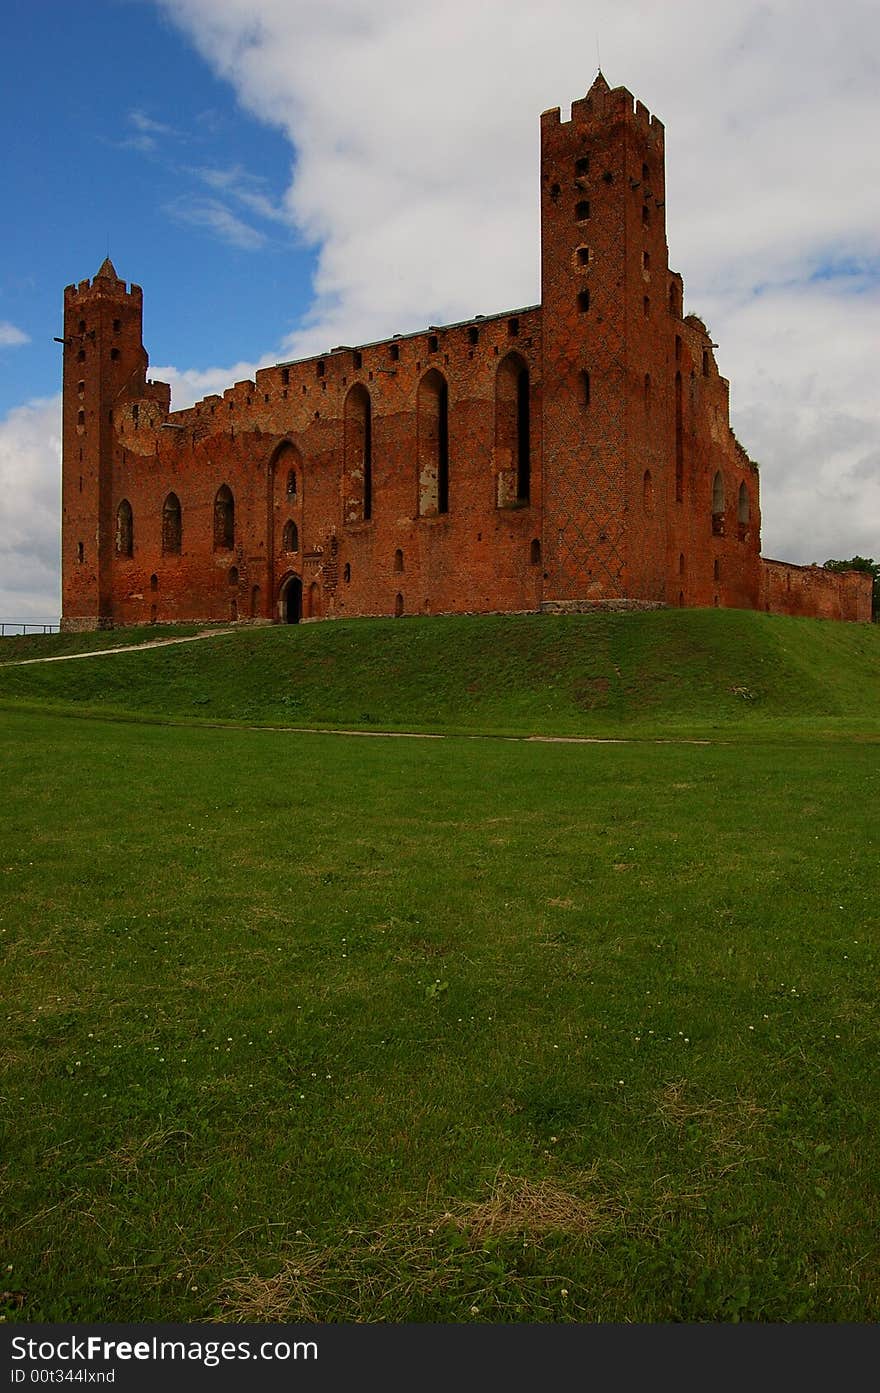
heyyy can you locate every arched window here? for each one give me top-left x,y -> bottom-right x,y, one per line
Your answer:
115,499 -> 133,557
417,369 -> 449,515
495,353 -> 530,506
272,442 -> 303,527
228,566 -> 239,586
343,384 -> 372,524
679,553 -> 686,576
162,493 -> 181,555
394,549 -> 404,573
343,563 -> 351,584
150,573 -> 158,592
214,485 -> 234,551
283,520 -> 299,553
530,538 -> 541,566
394,592 -> 404,617
712,471 -> 725,535
738,481 -> 750,525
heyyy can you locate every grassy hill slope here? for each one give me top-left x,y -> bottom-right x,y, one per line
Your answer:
1,608 -> 877,737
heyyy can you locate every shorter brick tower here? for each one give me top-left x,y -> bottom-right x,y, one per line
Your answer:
61,259 -> 162,630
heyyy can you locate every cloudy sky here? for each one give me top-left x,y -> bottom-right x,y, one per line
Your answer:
1,0 -> 877,621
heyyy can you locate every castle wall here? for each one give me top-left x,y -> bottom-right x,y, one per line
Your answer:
668,313 -> 763,613
106,309 -> 545,626
60,77 -> 870,631
760,559 -> 872,623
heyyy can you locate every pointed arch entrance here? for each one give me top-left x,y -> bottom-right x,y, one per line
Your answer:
279,574 -> 302,624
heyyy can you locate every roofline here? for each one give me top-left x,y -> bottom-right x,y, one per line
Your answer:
273,304 -> 541,370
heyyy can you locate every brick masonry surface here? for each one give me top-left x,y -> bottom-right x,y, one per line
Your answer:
60,74 -> 872,631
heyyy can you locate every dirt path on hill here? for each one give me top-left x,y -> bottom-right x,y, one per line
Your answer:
2,629 -> 235,667
1,629 -> 717,744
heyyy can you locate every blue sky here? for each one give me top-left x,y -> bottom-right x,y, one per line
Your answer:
1,0 -> 877,621
0,0 -> 310,420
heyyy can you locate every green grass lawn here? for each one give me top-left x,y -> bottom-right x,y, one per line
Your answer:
2,696 -> 877,1322
1,608 -> 878,738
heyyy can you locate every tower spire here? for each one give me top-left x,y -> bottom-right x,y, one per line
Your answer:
94,256 -> 120,281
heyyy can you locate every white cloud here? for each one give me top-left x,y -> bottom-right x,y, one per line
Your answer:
164,195 -> 268,249
0,321 -> 30,348
189,164 -> 290,224
0,396 -> 61,621
150,357 -> 269,409
129,108 -> 179,138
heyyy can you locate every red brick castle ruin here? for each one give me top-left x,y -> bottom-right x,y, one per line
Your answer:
60,75 -> 872,630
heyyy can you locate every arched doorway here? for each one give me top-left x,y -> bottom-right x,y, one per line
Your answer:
280,575 -> 302,624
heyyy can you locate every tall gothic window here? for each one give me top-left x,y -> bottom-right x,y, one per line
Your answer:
417,369 -> 449,515
343,384 -> 372,524
162,493 -> 181,555
214,485 -> 234,551
115,499 -> 133,557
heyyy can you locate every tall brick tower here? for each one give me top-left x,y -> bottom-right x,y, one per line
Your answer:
61,259 -> 151,630
540,73 -> 671,606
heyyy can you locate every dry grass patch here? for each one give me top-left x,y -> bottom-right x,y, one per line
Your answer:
655,1079 -> 767,1157
448,1169 -> 617,1242
220,1170 -> 619,1323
